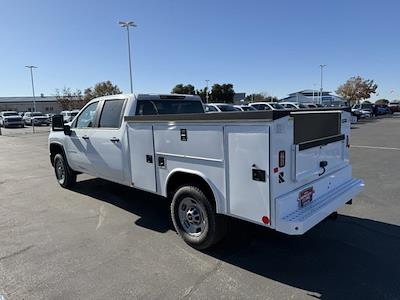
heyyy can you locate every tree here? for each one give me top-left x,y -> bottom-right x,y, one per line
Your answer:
375,99 -> 389,105
336,76 -> 378,105
209,84 -> 235,103
195,87 -> 209,103
171,84 -> 195,95
84,81 -> 122,102
55,87 -> 86,110
245,93 -> 278,103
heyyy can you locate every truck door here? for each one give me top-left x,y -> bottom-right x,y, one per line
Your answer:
225,125 -> 270,225
66,101 -> 100,174
127,124 -> 157,193
88,99 -> 126,183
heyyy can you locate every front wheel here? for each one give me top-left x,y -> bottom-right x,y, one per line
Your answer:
53,153 -> 76,188
171,185 -> 227,250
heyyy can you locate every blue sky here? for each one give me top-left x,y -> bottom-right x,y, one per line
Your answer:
1,0 -> 399,100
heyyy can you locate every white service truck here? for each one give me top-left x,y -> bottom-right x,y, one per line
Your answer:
49,94 -> 364,249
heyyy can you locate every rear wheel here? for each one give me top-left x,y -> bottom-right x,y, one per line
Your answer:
171,185 -> 226,250
53,153 -> 76,188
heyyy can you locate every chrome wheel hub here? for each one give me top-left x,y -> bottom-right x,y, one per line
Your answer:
55,159 -> 65,182
178,197 -> 207,236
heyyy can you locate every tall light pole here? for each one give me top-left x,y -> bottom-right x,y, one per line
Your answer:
119,21 -> 137,93
320,64 -> 326,105
25,65 -> 38,111
312,83 -> 316,103
205,79 -> 210,103
25,65 -> 38,133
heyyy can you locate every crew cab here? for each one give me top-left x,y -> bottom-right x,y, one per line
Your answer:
49,94 -> 364,249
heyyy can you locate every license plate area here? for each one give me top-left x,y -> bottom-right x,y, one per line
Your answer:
298,187 -> 315,207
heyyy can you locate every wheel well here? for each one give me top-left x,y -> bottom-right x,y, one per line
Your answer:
166,172 -> 216,209
49,143 -> 65,166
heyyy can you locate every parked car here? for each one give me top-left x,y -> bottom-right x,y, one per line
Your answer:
23,112 -> 51,126
279,102 -> 308,109
234,105 -> 257,111
0,111 -> 24,128
60,110 -> 80,123
205,103 -> 239,112
375,104 -> 392,115
388,102 -> 400,113
352,103 -> 373,113
351,108 -> 371,120
249,102 -> 284,110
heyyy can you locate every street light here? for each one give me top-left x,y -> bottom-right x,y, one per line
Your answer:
25,65 -> 38,133
320,64 -> 326,105
119,21 -> 137,93
205,79 -> 210,103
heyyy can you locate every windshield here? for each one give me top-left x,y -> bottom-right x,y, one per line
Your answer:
241,106 -> 256,111
3,112 -> 18,116
361,104 -> 373,109
205,105 -> 218,112
216,105 -> 237,112
71,112 -> 79,117
31,112 -> 45,117
270,103 -> 284,109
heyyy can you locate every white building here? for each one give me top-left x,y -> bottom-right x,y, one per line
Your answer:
280,90 -> 346,106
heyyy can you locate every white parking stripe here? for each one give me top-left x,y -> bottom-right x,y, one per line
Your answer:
352,145 -> 400,151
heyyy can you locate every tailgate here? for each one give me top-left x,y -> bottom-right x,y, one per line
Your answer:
291,111 -> 348,181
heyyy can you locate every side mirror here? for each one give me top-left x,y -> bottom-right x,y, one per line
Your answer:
52,115 -> 64,131
63,124 -> 72,136
52,115 -> 72,136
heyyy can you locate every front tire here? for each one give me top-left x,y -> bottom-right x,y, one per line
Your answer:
53,153 -> 76,188
171,185 -> 226,250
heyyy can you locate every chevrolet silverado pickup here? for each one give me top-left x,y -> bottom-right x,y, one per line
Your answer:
49,94 -> 364,249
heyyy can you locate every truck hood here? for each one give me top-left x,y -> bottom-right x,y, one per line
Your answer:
3,116 -> 22,120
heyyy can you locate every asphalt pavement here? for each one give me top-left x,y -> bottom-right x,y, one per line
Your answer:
0,115 -> 399,300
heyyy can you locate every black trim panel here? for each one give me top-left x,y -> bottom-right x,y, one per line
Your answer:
298,134 -> 345,151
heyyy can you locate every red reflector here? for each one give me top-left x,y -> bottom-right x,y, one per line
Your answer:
273,167 -> 279,173
262,216 -> 270,224
279,150 -> 286,168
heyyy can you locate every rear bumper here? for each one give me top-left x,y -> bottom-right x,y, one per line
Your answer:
275,177 -> 364,235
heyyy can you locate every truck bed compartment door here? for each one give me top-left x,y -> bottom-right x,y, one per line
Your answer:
128,124 -> 157,193
225,125 -> 270,225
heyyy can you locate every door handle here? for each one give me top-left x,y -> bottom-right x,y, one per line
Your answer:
110,137 -> 120,142
82,135 -> 89,140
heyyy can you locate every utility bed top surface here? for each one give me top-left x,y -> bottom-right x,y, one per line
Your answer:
125,107 -> 350,123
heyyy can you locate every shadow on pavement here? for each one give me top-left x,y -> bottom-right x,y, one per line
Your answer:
72,177 -> 400,300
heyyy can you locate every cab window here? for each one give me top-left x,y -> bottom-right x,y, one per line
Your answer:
75,102 -> 98,128
99,99 -> 126,128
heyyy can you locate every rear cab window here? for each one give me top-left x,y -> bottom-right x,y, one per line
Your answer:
136,100 -> 204,115
99,99 -> 126,128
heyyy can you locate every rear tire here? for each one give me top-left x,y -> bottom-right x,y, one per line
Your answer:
53,153 -> 76,188
171,185 -> 227,250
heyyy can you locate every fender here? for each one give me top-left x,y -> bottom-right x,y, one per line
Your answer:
164,168 -> 226,214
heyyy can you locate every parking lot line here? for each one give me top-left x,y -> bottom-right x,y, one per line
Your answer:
351,145 -> 400,151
